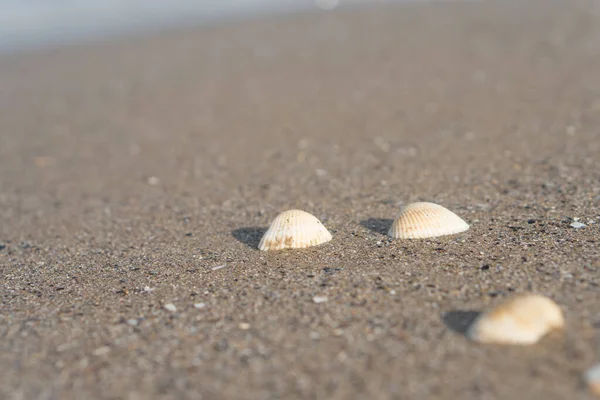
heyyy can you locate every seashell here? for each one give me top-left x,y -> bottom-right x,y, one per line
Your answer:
466,294 -> 564,345
584,363 -> 600,395
258,210 -> 332,251
313,296 -> 328,304
164,303 -> 177,313
388,202 -> 469,239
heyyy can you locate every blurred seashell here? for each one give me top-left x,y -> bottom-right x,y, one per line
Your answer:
388,202 -> 469,239
467,294 -> 564,345
585,363 -> 600,395
258,210 -> 332,251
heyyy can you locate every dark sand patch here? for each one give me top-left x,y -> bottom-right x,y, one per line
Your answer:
232,227 -> 268,249
442,311 -> 481,335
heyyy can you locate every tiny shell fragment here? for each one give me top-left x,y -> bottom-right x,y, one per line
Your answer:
585,363 -> 600,395
388,202 -> 469,239
313,296 -> 328,303
164,303 -> 177,312
467,294 -> 564,345
258,210 -> 332,251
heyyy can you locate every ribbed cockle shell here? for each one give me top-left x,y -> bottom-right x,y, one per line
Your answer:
388,202 -> 469,239
258,210 -> 332,251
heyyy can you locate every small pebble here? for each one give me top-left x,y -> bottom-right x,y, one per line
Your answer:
164,303 -> 177,312
585,363 -> 600,395
126,319 -> 139,327
34,156 -> 57,167
239,323 -> 251,330
376,241 -> 383,247
93,346 -> 111,356
143,286 -> 154,292
571,221 -> 586,229
316,169 -> 328,177
56,343 -> 73,352
194,303 -> 206,309
313,296 -> 328,304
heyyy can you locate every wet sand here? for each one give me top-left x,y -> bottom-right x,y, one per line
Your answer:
1,1 -> 600,399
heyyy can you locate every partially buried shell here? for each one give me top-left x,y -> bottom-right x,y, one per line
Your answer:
258,210 -> 332,251
585,363 -> 600,396
388,202 -> 469,239
466,294 -> 564,345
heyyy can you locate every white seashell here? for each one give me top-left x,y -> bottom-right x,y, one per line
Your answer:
164,303 -> 177,312
584,363 -> 600,395
313,296 -> 328,304
467,294 -> 564,345
388,202 -> 469,239
258,210 -> 332,251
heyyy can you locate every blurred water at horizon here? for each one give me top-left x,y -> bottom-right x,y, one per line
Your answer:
0,0 -> 386,54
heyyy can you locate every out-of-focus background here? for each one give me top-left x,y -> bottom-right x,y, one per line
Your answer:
0,0 -> 388,53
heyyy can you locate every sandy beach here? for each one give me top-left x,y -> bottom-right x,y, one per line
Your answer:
1,1 -> 600,399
